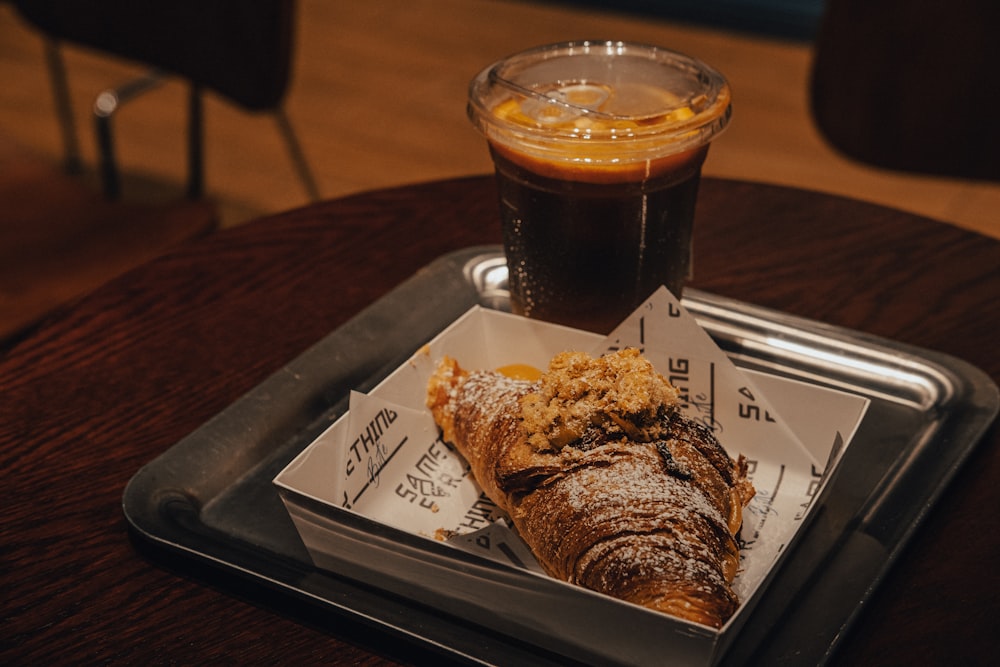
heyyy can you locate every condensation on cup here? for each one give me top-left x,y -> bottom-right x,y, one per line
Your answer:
468,40 -> 731,334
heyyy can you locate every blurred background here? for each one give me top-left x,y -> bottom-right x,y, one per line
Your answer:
2,0 -> 998,343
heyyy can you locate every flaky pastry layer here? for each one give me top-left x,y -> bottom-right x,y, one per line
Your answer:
426,349 -> 755,628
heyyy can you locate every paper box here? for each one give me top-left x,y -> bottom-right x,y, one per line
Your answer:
274,288 -> 868,666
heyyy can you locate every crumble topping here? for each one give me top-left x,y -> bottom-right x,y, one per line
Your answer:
520,348 -> 681,451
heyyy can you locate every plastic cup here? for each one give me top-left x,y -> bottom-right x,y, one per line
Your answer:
468,40 -> 731,333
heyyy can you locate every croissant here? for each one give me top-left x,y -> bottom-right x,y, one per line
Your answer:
426,348 -> 755,628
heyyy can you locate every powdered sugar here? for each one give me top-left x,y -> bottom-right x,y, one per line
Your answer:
427,349 -> 750,627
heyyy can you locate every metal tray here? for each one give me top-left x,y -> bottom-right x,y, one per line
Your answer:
123,246 -> 998,666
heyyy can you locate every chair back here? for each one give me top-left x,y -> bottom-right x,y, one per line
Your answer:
810,0 -> 1000,181
14,0 -> 295,111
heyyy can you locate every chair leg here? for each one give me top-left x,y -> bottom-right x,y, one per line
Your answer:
275,108 -> 321,201
94,96 -> 119,199
84,75 -> 315,203
92,72 -> 164,199
42,39 -> 82,175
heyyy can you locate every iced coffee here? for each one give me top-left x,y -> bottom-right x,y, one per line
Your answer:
468,41 -> 731,333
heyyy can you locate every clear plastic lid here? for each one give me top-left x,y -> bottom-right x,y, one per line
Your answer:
468,40 -> 732,165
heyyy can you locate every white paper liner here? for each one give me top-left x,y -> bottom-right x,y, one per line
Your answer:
275,286 -> 869,624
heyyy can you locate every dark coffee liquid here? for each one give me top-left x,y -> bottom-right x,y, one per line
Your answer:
491,145 -> 707,334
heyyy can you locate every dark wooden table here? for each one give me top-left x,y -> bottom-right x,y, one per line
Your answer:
3,176 -> 998,666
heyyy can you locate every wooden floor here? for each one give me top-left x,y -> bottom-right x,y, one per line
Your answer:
2,0 -> 999,236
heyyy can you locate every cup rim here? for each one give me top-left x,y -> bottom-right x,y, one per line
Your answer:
467,40 -> 732,162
